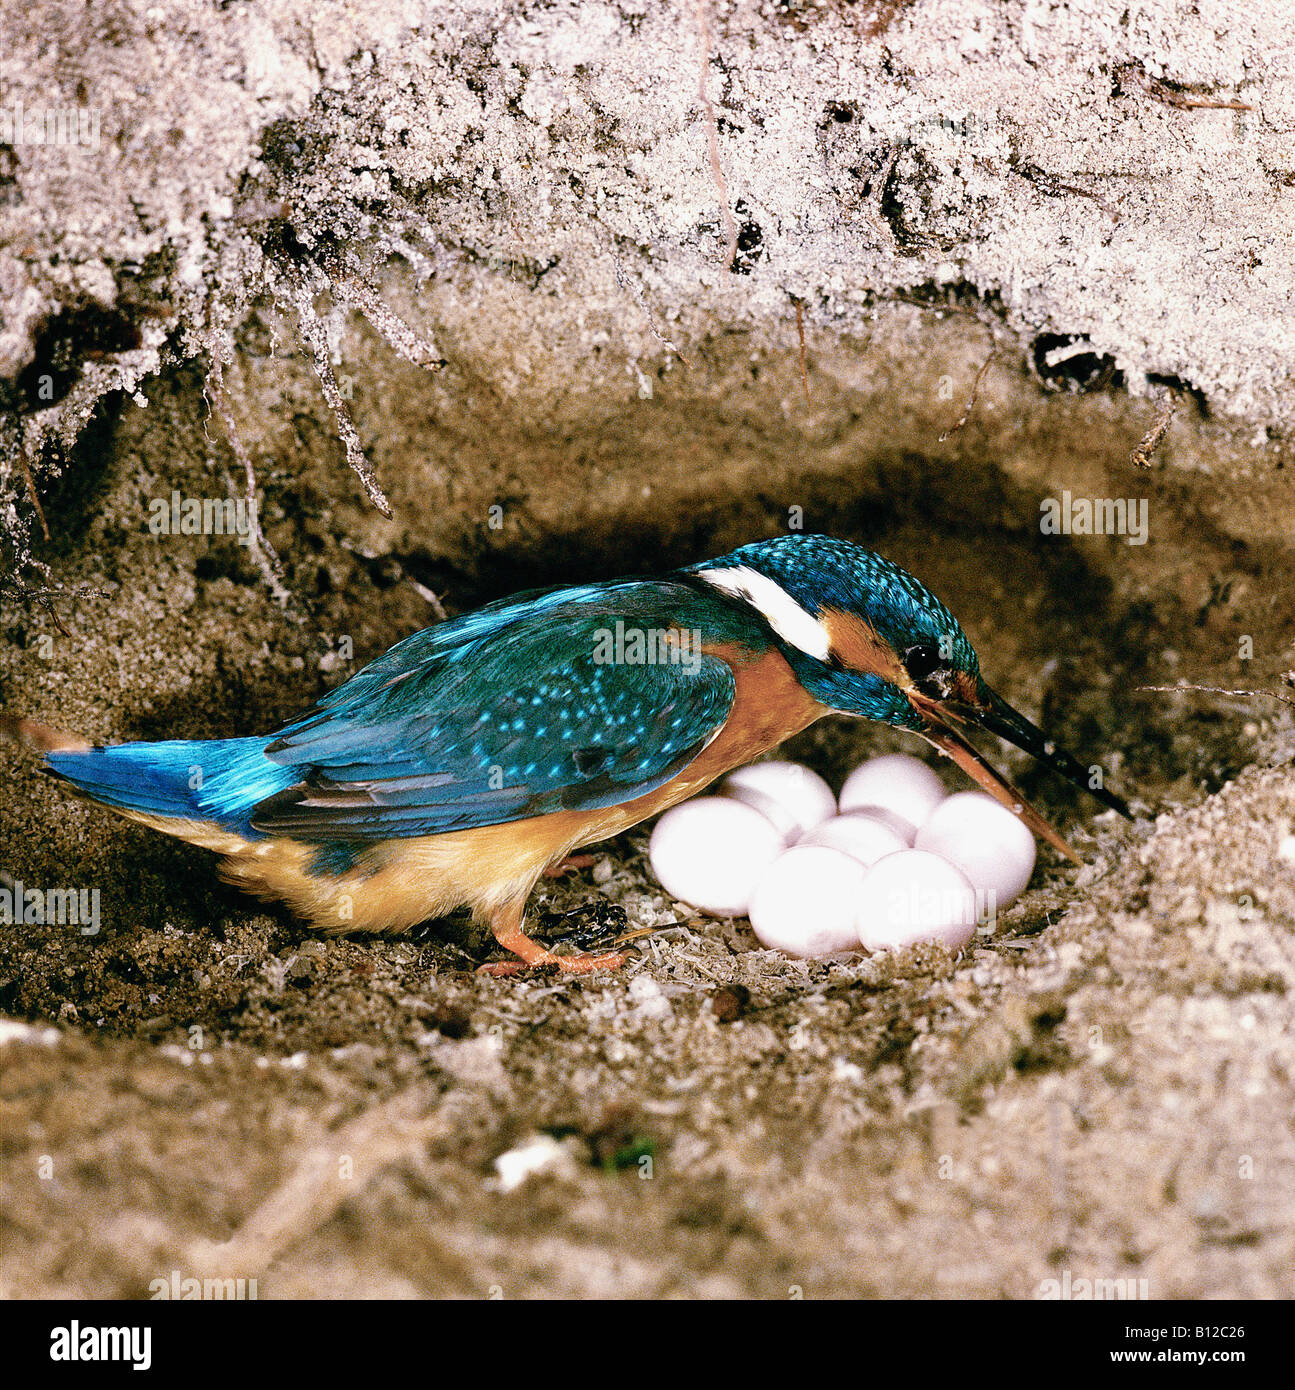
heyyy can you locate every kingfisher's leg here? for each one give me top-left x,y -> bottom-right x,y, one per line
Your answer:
476,898 -> 629,976
541,853 -> 597,880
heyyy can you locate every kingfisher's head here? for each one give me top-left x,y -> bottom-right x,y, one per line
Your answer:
689,535 -> 1129,859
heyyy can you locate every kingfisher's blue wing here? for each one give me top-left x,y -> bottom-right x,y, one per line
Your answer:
249,581 -> 738,840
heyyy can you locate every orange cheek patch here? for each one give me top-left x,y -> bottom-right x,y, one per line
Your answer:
821,610 -> 905,682
953,671 -> 980,704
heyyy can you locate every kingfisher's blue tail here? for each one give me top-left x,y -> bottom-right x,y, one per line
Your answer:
4,716 -> 296,838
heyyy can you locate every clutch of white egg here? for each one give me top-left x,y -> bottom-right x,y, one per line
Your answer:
647,755 -> 1037,959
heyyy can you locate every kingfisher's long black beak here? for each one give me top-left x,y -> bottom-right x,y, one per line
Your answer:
907,684 -> 1131,865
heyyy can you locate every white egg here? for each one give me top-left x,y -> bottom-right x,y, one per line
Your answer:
748,845 -> 869,957
838,754 -> 945,840
855,850 -> 979,953
648,796 -> 785,916
800,811 -> 910,867
720,761 -> 837,844
914,791 -> 1037,908
715,782 -> 802,847
828,802 -> 917,846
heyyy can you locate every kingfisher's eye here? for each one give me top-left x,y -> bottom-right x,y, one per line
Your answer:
903,644 -> 942,681
903,643 -> 957,698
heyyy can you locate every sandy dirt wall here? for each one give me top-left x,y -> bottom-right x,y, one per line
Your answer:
3,1 -> 1294,580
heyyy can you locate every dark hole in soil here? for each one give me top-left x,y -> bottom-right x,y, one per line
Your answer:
9,298 -> 141,413
1031,333 -> 1124,393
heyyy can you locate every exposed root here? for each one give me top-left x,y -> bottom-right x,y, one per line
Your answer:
0,574 -> 109,635
1130,386 -> 1179,469
185,1089 -> 481,1291
326,269 -> 446,373
793,298 -> 811,405
864,148 -> 900,250
1,416 -> 49,591
1004,158 -> 1120,220
260,245 -> 451,520
15,441 -> 50,543
194,235 -> 449,549
1115,63 -> 1252,111
412,582 -> 449,622
939,347 -> 995,442
270,261 -> 394,518
338,537 -> 449,620
613,258 -> 693,366
693,0 -> 738,271
1137,683 -> 1295,711
204,359 -> 298,611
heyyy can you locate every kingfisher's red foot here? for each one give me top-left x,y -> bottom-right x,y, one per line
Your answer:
477,906 -> 630,975
476,947 -> 630,977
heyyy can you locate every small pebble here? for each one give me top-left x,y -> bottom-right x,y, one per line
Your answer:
749,845 -> 870,957
915,791 -> 1037,907
426,1001 -> 472,1039
494,1134 -> 575,1193
856,850 -> 978,952
649,796 -> 784,916
710,983 -> 751,1022
838,753 -> 945,840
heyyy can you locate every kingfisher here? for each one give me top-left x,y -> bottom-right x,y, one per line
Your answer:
5,535 -> 1129,974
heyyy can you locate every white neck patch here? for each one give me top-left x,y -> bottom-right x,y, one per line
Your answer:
696,564 -> 831,660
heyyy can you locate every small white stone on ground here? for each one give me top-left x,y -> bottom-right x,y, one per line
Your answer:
494,1134 -> 576,1193
627,972 -> 673,1020
0,1019 -> 60,1049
